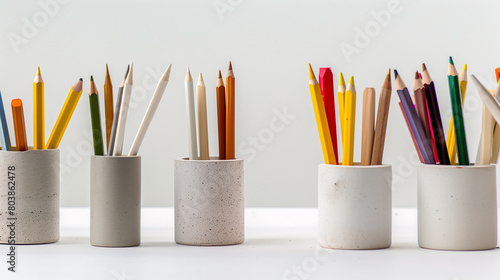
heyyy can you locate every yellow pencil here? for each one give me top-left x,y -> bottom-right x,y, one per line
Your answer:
33,66 -> 44,149
446,64 -> 467,164
308,64 -> 336,164
46,78 -> 83,149
338,72 -> 346,146
342,76 -> 356,165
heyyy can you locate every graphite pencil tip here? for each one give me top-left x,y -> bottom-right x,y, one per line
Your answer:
449,56 -> 454,65
394,69 -> 399,79
90,75 -> 94,82
124,65 -> 130,78
308,63 -> 316,80
79,78 -> 83,81
106,64 -> 109,75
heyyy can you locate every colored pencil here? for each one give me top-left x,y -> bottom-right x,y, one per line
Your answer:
46,78 -> 83,149
128,64 -> 171,156
413,71 -> 433,157
108,65 -> 129,155
478,96 -> 493,165
395,70 -> 435,164
361,87 -> 375,166
185,67 -> 198,160
338,72 -> 346,146
0,91 -> 12,151
104,64 -> 113,149
496,68 -> 500,82
447,64 -> 467,164
371,69 -> 392,165
11,99 -> 27,151
89,76 -> 104,156
308,64 -> 336,165
399,102 -> 424,163
112,64 -> 133,156
33,67 -> 44,150
217,70 -> 226,160
472,75 -> 500,124
226,62 -> 235,159
319,67 -> 338,163
422,63 -> 450,165
448,57 -> 468,165
197,73 -> 209,160
342,76 -> 356,165
491,79 -> 500,163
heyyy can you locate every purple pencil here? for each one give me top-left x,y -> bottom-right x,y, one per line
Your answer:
395,70 -> 435,164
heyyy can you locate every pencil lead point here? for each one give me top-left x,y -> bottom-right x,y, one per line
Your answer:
387,68 -> 391,76
339,72 -> 345,85
106,64 -> 109,74
36,66 -> 41,76
124,65 -> 130,78
79,78 -> 83,81
449,56 -> 454,65
218,70 -> 222,79
463,64 -> 467,71
199,73 -> 204,82
90,75 -> 94,82
348,76 -> 354,85
394,69 -> 399,78
308,63 -> 315,80
422,63 -> 427,71
415,71 -> 419,79
228,61 -> 232,70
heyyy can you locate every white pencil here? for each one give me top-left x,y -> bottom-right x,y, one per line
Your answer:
197,73 -> 209,160
113,63 -> 134,156
185,68 -> 198,160
128,64 -> 172,156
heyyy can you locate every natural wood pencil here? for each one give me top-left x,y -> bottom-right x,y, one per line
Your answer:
226,62 -> 235,159
197,73 -> 209,160
217,70 -> 226,160
371,69 -> 391,165
108,65 -> 129,155
185,67 -> 198,160
104,64 -> 113,150
112,63 -> 134,156
361,87 -> 375,166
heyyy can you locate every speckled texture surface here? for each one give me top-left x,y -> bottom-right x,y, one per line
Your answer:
0,149 -> 60,244
417,164 -> 497,250
91,156 -> 141,247
174,158 -> 244,246
318,163 -> 392,249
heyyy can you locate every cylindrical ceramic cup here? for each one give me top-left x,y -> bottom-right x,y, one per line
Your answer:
318,163 -> 392,250
418,164 -> 497,251
0,148 -> 60,244
174,157 -> 244,246
90,156 -> 141,247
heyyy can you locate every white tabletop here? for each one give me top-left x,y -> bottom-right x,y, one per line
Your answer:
0,208 -> 499,280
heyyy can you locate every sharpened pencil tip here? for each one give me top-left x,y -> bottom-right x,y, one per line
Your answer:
348,76 -> 354,85
229,61 -> 232,70
339,72 -> 345,85
308,64 -> 316,80
124,65 -> 130,78
36,66 -> 41,76
198,73 -> 204,82
79,78 -> 83,81
105,64 -> 109,74
449,56 -> 454,65
415,71 -> 419,79
394,69 -> 399,78
90,75 -> 94,82
463,64 -> 467,71
422,63 -> 427,71
185,68 -> 192,81
218,70 -> 222,79
387,68 -> 391,76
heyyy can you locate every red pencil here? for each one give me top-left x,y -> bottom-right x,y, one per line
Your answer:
319,68 -> 338,163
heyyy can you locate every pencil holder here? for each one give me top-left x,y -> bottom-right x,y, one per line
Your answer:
0,149 -> 60,244
90,156 -> 141,247
417,164 -> 497,251
318,163 -> 392,250
174,157 -> 244,246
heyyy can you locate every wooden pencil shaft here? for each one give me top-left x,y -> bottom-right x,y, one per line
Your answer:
113,64 -> 134,156
448,69 -> 468,165
226,70 -> 235,159
185,69 -> 198,160
479,104 -> 493,164
371,72 -> 391,165
104,67 -> 113,150
399,102 -> 424,163
11,99 -> 28,151
361,88 -> 375,166
89,92 -> 104,156
107,85 -> 123,155
423,82 -> 450,165
33,69 -> 44,150
217,80 -> 226,160
342,78 -> 355,166
319,68 -> 338,163
197,76 -> 209,160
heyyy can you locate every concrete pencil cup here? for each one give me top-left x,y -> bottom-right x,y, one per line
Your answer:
0,148 -> 60,244
417,164 -> 497,251
90,156 -> 141,247
174,157 -> 244,246
318,163 -> 392,250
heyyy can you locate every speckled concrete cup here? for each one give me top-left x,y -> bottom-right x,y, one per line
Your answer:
174,157 -> 244,246
318,163 -> 392,249
418,164 -> 497,250
0,149 -> 60,244
90,156 -> 141,247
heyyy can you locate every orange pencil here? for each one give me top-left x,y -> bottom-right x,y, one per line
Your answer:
217,70 -> 226,159
226,62 -> 235,159
11,99 -> 28,151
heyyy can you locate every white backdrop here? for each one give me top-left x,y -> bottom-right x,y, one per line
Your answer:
1,0 -> 499,207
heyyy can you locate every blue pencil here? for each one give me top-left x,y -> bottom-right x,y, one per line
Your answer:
0,90 -> 12,151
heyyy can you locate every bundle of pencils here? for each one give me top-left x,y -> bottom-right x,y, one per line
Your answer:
0,67 -> 83,152
184,62 -> 236,160
91,63 -> 172,156
394,57 -> 496,166
308,64 -> 392,166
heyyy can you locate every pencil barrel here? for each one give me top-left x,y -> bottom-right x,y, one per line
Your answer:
174,157 -> 244,246
318,163 -> 392,249
90,156 -> 141,247
417,164 -> 497,250
0,149 -> 60,244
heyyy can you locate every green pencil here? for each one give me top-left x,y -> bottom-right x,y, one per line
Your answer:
448,57 -> 469,165
89,76 -> 104,156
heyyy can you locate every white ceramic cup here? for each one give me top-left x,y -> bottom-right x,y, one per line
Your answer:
318,163 -> 392,249
90,156 -> 141,247
0,149 -> 60,244
174,157 -> 244,246
418,164 -> 497,250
